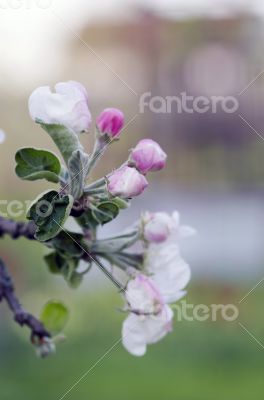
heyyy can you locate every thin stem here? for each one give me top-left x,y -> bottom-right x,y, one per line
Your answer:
84,177 -> 106,191
86,135 -> 110,177
83,187 -> 106,196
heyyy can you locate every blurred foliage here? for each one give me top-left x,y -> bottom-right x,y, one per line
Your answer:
0,282 -> 263,399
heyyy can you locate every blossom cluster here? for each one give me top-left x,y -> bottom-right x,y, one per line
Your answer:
122,212 -> 195,356
29,81 -> 167,200
11,80 -> 195,356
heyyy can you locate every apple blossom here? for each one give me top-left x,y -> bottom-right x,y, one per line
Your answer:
4,77 -> 196,358
28,81 -> 92,134
107,166 -> 148,198
142,212 -> 174,243
97,108 -> 124,138
122,274 -> 173,356
142,210 -> 196,244
129,139 -> 167,174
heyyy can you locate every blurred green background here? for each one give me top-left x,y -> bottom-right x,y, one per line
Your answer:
1,280 -> 264,400
1,1 -> 264,399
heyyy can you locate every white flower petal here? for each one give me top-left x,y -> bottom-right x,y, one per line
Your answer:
28,81 -> 91,133
152,259 -> 191,303
179,225 -> 197,238
122,306 -> 173,356
143,305 -> 174,344
125,274 -> 163,314
122,314 -> 147,356
145,243 -> 181,273
144,241 -> 191,303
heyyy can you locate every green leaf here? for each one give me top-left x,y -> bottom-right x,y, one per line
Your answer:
41,123 -> 84,164
68,149 -> 89,200
44,251 -> 65,274
27,190 -> 74,241
76,210 -> 99,230
40,301 -> 69,335
51,231 -> 87,258
15,148 -> 61,183
44,252 -> 85,289
68,271 -> 84,289
92,201 -> 119,225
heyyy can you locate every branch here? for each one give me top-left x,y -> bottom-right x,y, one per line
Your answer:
0,258 -> 51,343
0,200 -> 89,237
0,216 -> 125,355
0,216 -> 36,240
0,215 -> 125,294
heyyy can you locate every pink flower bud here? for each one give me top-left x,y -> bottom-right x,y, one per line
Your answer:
96,108 -> 124,138
129,139 -> 167,174
142,212 -> 173,243
142,211 -> 196,244
29,81 -> 92,134
107,166 -> 148,198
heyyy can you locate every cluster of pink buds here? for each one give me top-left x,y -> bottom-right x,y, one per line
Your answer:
107,139 -> 167,199
28,81 -> 167,201
94,107 -> 167,199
